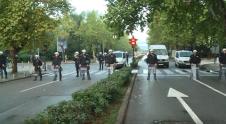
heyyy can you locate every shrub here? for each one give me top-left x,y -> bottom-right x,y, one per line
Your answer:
25,67 -> 132,124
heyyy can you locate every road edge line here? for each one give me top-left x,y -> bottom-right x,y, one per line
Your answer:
193,79 -> 226,96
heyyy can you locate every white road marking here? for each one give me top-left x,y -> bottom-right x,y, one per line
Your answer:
20,81 -> 56,93
193,79 -> 226,96
168,88 -> 203,124
164,69 -> 174,74
175,69 -> 187,74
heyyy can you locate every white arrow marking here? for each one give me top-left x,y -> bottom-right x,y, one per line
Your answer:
167,88 -> 203,124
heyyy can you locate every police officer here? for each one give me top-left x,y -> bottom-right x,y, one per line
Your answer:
125,51 -> 129,65
73,51 -> 80,77
79,49 -> 91,80
97,52 -> 104,70
106,49 -> 116,75
32,55 -> 42,81
219,48 -> 226,80
0,51 -> 7,79
52,52 -> 62,81
189,50 -> 201,80
146,49 -> 158,80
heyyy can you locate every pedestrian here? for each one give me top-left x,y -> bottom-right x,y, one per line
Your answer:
189,50 -> 201,80
32,55 -> 42,81
125,51 -> 129,65
0,51 -> 7,79
106,49 -> 116,76
52,52 -> 62,81
97,52 -> 104,70
146,49 -> 158,80
103,52 -> 107,66
219,48 -> 226,80
79,49 -> 91,80
73,51 -> 80,77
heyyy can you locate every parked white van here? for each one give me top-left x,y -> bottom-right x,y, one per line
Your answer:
149,45 -> 169,68
175,50 -> 192,68
113,51 -> 126,69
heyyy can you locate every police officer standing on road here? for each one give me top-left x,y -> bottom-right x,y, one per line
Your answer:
146,49 -> 158,80
0,51 -> 7,79
219,48 -> 226,80
189,50 -> 201,80
32,55 -> 42,81
73,51 -> 80,77
79,49 -> 91,80
125,51 -> 129,65
97,52 -> 104,70
52,52 -> 62,81
106,49 -> 116,75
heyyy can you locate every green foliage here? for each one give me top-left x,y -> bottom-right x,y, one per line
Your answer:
25,67 -> 132,124
104,0 -> 226,48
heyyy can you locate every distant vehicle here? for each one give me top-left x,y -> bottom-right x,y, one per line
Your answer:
149,45 -> 169,68
175,50 -> 192,68
113,51 -> 126,69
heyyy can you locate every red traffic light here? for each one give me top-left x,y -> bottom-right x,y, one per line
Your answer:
129,36 -> 137,47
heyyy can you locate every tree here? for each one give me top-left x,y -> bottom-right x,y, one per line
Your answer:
104,0 -> 226,48
0,0 -> 69,73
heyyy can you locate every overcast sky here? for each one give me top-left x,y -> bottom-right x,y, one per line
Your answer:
69,0 -> 148,49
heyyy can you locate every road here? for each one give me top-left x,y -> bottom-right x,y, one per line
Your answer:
125,57 -> 226,124
0,63 -> 110,124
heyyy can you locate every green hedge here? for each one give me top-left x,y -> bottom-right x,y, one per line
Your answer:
25,67 -> 132,124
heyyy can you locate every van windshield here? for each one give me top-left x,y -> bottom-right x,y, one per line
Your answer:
114,53 -> 123,58
180,52 -> 192,57
154,49 -> 167,55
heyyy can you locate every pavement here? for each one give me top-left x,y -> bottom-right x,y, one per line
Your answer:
199,58 -> 220,73
120,58 -> 225,124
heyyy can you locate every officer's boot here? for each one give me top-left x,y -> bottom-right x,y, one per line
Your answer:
87,71 -> 91,80
82,74 -> 85,80
33,76 -> 37,81
53,74 -> 57,81
147,72 -> 150,80
154,73 -> 157,80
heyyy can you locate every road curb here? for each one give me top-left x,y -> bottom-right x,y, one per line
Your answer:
115,72 -> 137,124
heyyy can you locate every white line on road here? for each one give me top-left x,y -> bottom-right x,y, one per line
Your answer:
20,81 -> 56,93
168,88 -> 203,124
20,77 -> 71,93
193,79 -> 226,96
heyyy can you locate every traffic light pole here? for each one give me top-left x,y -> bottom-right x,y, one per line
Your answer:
132,46 -> 135,63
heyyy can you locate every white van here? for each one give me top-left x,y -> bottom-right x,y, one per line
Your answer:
175,50 -> 192,68
149,45 -> 169,68
113,51 -> 126,69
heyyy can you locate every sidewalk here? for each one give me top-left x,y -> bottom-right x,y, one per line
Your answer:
199,58 -> 220,72
0,62 -> 50,83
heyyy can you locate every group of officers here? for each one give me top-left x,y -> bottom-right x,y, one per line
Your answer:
32,49 -> 118,81
145,48 -> 226,80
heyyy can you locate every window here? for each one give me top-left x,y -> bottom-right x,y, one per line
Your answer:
180,52 -> 192,57
114,53 -> 123,58
176,52 -> 179,58
154,49 -> 167,55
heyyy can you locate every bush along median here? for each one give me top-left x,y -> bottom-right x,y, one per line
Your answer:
25,67 -> 132,124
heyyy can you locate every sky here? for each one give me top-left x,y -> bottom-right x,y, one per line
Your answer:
69,0 -> 149,50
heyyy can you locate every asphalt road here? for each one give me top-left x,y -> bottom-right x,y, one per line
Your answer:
125,57 -> 226,124
0,63 -> 110,124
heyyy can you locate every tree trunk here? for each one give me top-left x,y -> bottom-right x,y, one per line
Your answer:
10,48 -> 18,73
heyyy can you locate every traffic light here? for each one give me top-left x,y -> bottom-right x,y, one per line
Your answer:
129,36 -> 137,48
